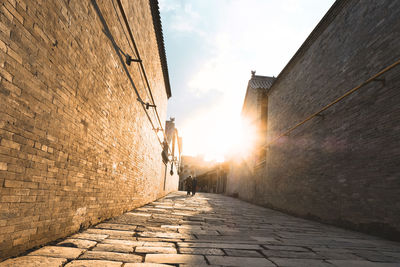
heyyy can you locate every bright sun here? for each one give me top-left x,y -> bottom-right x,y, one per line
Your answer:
179,108 -> 258,162
229,118 -> 258,159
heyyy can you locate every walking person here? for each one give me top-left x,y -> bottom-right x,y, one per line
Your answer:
192,176 -> 198,196
185,176 -> 193,196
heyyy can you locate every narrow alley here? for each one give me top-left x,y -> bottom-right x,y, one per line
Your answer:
2,192 -> 400,266
1,0 -> 399,265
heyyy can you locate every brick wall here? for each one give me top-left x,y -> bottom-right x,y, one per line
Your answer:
228,0 -> 400,240
0,0 -> 176,259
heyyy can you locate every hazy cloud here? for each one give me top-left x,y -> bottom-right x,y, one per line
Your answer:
160,0 -> 335,160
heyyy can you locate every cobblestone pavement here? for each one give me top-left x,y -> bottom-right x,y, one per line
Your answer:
2,192 -> 400,266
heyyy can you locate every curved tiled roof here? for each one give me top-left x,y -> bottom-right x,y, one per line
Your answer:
150,0 -> 172,98
249,75 -> 275,90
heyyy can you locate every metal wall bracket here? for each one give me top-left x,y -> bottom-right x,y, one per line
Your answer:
145,103 -> 156,109
126,55 -> 142,65
137,98 -> 157,109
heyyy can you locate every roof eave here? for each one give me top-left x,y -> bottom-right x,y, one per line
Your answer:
150,0 -> 172,99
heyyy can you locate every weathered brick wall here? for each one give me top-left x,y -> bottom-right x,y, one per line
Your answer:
229,0 -> 400,240
226,159 -> 255,200
0,0 -> 176,259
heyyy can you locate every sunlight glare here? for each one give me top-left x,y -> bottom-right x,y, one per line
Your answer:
180,105 -> 258,162
230,117 -> 258,159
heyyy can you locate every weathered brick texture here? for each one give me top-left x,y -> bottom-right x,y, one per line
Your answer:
0,0 -> 176,259
228,0 -> 400,240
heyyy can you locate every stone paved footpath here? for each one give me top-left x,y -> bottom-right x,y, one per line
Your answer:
2,192 -> 400,267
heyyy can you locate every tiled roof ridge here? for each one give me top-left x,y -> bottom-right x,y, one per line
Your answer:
251,74 -> 275,79
248,74 -> 276,89
149,0 -> 172,98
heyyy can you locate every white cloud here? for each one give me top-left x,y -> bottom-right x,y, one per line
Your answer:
158,0 -> 179,12
186,0 -> 336,96
161,0 -> 335,160
160,1 -> 204,34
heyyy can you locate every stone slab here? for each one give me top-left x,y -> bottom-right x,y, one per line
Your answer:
92,243 -> 134,253
195,235 -> 254,241
261,250 -> 324,259
28,246 -> 85,259
124,264 -> 173,267
102,239 -> 144,246
145,254 -> 206,264
316,251 -> 363,260
104,236 -> 138,241
262,245 -> 309,252
206,256 -> 275,266
58,239 -> 97,249
142,242 -> 176,247
326,260 -> 400,267
135,247 -> 177,254
162,225 -> 202,230
270,258 -> 333,267
179,247 -> 225,255
177,242 -> 261,249
178,229 -> 219,235
71,233 -> 109,242
250,236 -> 279,242
185,239 -> 263,244
137,232 -> 191,239
85,229 -> 135,237
352,250 -> 400,262
65,260 -> 123,267
79,251 -> 142,263
224,249 -> 263,257
137,226 -> 178,233
137,238 -> 163,242
95,223 -> 138,231
125,212 -> 152,217
0,256 -> 67,267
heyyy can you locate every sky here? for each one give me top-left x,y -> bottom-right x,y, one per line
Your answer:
159,0 -> 335,162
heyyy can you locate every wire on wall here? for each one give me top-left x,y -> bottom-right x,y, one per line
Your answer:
115,0 -> 172,155
264,58 -> 400,148
91,0 -> 171,155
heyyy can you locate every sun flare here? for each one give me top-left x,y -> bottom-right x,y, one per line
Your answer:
230,118 -> 258,159
180,110 -> 258,162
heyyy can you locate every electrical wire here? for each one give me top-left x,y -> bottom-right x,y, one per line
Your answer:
115,0 -> 172,154
263,58 -> 400,148
92,0 -> 167,150
110,1 -> 155,117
